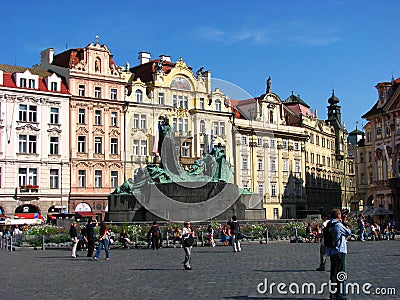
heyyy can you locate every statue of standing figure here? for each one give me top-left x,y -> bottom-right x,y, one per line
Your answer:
158,117 -> 171,154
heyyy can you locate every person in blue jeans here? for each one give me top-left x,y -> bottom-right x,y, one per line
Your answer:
93,222 -> 110,261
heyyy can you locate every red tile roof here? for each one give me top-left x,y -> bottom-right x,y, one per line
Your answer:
130,59 -> 176,82
0,64 -> 69,94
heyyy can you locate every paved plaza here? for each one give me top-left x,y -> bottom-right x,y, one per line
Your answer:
1,239 -> 399,300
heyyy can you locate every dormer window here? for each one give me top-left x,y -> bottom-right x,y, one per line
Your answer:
50,82 -> 58,91
14,70 -> 39,89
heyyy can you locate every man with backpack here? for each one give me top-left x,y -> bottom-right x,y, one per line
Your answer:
325,209 -> 352,300
316,214 -> 329,271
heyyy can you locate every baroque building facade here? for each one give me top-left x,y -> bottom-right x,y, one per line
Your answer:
125,53 -> 233,180
360,77 -> 400,221
0,64 -> 70,219
35,41 -> 126,220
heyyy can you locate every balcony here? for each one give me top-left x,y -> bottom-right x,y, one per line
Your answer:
19,185 -> 39,193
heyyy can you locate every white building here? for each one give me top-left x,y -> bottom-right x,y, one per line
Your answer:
0,64 -> 70,219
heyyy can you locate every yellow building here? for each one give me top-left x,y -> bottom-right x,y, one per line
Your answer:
124,53 -> 233,179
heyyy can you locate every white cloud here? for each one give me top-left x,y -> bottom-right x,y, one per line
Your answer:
196,23 -> 341,47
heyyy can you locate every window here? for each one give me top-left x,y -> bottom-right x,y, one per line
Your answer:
316,135 -> 320,146
140,140 -> 147,156
111,112 -> 117,127
77,136 -> 86,153
184,119 -> 189,132
270,139 -> 276,149
94,170 -> 102,188
182,142 -> 190,157
377,160 -> 383,180
257,138 -> 263,147
18,168 -> 37,186
309,133 -> 314,144
368,151 -> 372,162
311,153 -> 315,164
111,171 -> 118,188
376,123 -> 382,139
385,120 -> 391,137
19,105 -> 37,122
94,110 -> 101,125
271,159 -> 276,171
50,107 -> 59,124
215,99 -> 221,111
135,89 -> 143,102
78,170 -> 86,187
28,168 -> 37,185
158,93 -> 165,105
28,79 -> 35,89
24,136 -> 37,153
140,115 -> 147,129
78,108 -> 85,124
18,168 -> 27,186
110,138 -> 118,154
28,106 -> 37,122
50,169 -> 59,189
133,114 -> 139,128
258,184 -> 264,195
50,82 -> 58,91
49,137 -> 59,155
258,158 -> 263,170
110,88 -> 117,100
199,98 -> 205,109
242,156 -> 248,170
133,140 -> 139,155
369,172 -> 373,184
78,85 -> 85,96
283,160 -> 288,171
322,138 -> 326,148
219,122 -> 225,136
242,136 -> 248,145
285,208 -> 291,219
94,137 -> 102,154
271,185 -> 277,197
94,87 -> 101,98
295,160 -> 301,173
282,140 -> 288,149
19,105 -> 27,121
20,78 -> 27,88
19,135 -> 27,153
199,120 -> 205,133
269,110 -> 274,123
360,152 -> 365,163
213,122 -> 219,135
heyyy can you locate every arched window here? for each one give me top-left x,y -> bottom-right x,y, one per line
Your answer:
215,99 -> 221,111
135,89 -> 143,103
199,120 -> 205,133
269,110 -> 274,123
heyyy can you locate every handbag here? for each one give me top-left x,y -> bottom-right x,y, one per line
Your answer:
237,233 -> 243,240
183,235 -> 195,247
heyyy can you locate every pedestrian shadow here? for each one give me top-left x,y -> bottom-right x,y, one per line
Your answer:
253,269 -> 318,273
130,268 -> 183,271
225,296 -> 327,300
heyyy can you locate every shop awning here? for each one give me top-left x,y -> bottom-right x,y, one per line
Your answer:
75,211 -> 96,217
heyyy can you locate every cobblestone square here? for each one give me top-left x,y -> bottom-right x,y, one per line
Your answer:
1,240 -> 399,300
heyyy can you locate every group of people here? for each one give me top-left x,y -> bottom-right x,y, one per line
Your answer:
69,219 -> 132,260
357,214 -> 396,241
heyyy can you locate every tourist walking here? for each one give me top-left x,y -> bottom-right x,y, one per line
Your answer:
182,221 -> 194,270
316,214 -> 329,271
207,224 -> 215,247
93,222 -> 110,261
86,219 -> 98,257
326,209 -> 352,300
69,221 -> 78,258
228,216 -> 241,252
148,221 -> 161,250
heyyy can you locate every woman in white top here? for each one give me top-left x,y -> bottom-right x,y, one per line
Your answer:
182,221 -> 194,270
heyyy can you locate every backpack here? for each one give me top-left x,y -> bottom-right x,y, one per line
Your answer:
323,221 -> 339,248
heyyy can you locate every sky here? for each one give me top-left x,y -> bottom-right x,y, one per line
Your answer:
1,0 -> 399,132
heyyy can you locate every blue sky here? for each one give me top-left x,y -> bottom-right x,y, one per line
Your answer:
1,0 -> 399,131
